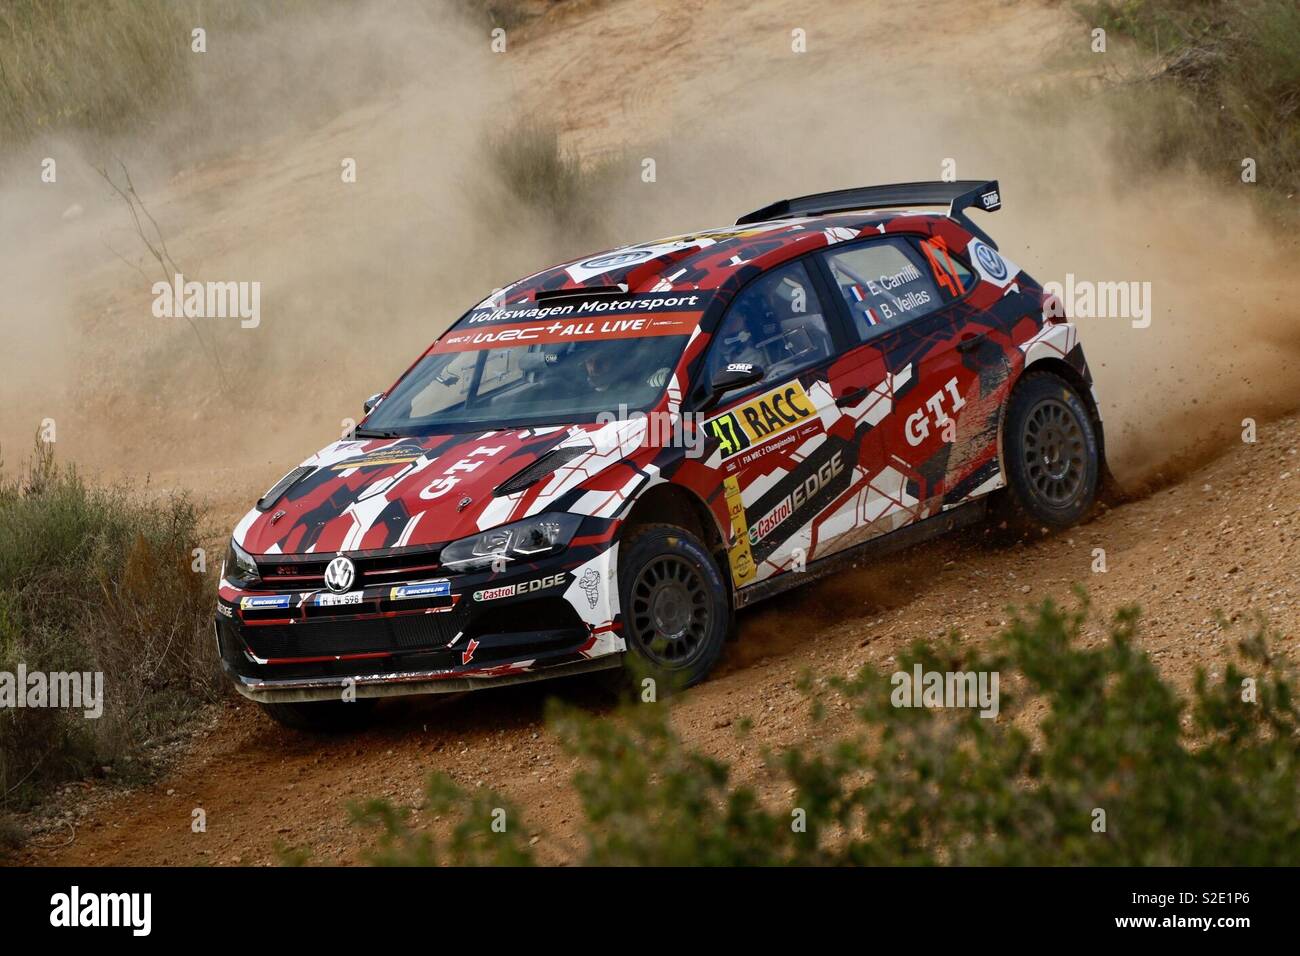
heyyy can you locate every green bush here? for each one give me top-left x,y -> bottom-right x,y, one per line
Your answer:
1079,0 -> 1300,200
0,440 -> 220,815
481,116 -> 626,252
351,596 -> 1300,865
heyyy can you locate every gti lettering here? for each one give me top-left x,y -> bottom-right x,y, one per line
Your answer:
419,445 -> 506,499
905,377 -> 965,446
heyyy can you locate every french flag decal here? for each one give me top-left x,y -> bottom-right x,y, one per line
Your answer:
849,285 -> 879,325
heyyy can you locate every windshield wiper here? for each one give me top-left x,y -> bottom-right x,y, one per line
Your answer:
352,427 -> 405,439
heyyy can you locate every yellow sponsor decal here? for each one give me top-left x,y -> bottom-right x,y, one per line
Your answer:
330,449 -> 423,471
705,381 -> 817,459
722,475 -> 756,585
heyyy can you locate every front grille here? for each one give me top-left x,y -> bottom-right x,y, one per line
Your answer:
242,607 -> 465,660
257,545 -> 443,590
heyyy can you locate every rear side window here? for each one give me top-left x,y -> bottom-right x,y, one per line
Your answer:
912,235 -> 973,302
822,237 -> 966,340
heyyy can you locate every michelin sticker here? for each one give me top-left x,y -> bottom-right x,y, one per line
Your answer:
390,580 -> 452,601
240,594 -> 291,611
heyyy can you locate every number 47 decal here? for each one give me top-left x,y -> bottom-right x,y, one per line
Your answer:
920,235 -> 964,297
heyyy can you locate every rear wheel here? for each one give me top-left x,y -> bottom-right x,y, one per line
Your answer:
999,372 -> 1099,531
619,524 -> 730,691
258,698 -> 377,732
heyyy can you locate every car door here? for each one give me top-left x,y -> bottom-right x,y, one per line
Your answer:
695,258 -> 862,589
805,232 -> 984,556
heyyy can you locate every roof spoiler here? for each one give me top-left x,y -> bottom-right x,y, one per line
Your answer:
735,179 -> 1003,249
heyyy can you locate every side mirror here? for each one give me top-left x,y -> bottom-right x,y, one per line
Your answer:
363,392 -> 385,414
698,363 -> 764,412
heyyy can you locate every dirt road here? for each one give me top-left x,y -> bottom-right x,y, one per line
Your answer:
17,412 -> 1299,865
5,0 -> 1299,864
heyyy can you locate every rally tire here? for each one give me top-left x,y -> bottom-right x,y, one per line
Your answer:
999,372 -> 1100,532
258,698 -> 378,732
619,523 -> 730,692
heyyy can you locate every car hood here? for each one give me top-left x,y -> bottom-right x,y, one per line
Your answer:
232,423 -> 637,556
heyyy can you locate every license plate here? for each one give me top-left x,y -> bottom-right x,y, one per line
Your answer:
314,591 -> 364,607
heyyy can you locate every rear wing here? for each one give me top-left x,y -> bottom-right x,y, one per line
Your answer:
736,179 -> 1002,248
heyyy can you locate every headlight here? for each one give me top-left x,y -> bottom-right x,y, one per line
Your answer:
224,538 -> 261,587
439,513 -> 582,572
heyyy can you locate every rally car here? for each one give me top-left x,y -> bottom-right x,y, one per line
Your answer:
218,180 -> 1107,729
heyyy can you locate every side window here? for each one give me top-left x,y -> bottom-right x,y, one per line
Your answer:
822,237 -> 956,340
705,260 -> 833,390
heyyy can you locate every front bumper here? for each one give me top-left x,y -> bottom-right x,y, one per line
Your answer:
225,653 -> 622,703
216,543 -> 622,703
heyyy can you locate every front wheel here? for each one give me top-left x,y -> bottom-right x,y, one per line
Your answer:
999,372 -> 1100,531
618,524 -> 731,691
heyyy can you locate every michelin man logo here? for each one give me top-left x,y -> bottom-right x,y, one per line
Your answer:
578,568 -> 600,608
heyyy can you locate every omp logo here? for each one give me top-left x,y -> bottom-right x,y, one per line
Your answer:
749,451 -> 845,544
969,239 -> 1008,281
980,189 -> 1000,210
905,377 -> 965,446
50,886 -> 151,936
706,381 -> 817,458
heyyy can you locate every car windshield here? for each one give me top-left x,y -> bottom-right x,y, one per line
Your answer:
359,334 -> 691,434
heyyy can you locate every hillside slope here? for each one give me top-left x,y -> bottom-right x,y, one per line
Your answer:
3,0 -> 1298,864
18,413 -> 1298,865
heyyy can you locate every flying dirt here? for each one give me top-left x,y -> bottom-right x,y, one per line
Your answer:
2,0 -> 1297,864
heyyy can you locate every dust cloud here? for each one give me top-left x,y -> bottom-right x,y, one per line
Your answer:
0,0 -> 1296,518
